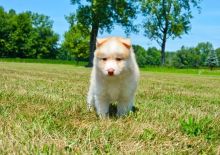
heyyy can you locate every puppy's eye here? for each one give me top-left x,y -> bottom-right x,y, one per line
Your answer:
116,58 -> 123,61
102,58 -> 107,61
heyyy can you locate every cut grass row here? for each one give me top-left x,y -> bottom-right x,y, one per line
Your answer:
0,62 -> 220,154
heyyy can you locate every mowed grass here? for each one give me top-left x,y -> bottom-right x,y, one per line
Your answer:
0,62 -> 220,154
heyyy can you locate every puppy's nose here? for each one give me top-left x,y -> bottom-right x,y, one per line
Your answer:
107,68 -> 115,76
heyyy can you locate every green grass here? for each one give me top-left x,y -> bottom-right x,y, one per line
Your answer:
141,66 -> 220,76
0,61 -> 220,154
0,58 -> 87,66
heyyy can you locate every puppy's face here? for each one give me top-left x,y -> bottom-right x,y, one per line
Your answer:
95,37 -> 131,77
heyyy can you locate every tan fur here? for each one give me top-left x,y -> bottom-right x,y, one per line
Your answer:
95,37 -> 130,60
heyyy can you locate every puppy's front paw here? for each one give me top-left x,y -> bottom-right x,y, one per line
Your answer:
117,103 -> 133,117
87,105 -> 94,112
98,112 -> 109,119
116,111 -> 126,117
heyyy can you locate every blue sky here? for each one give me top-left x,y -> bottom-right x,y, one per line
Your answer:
1,0 -> 220,51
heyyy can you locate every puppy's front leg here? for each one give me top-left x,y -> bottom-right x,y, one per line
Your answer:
117,97 -> 134,116
87,85 -> 95,111
95,96 -> 110,118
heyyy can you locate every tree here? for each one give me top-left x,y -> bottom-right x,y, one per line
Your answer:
146,47 -> 161,66
166,52 -> 176,66
9,12 -> 33,58
0,7 -> 17,57
71,0 -> 138,66
0,7 -> 8,56
133,45 -> 148,67
206,50 -> 219,70
141,0 -> 201,65
30,13 -> 59,59
0,7 -> 59,58
215,48 -> 220,62
133,45 -> 161,67
173,46 -> 200,68
62,23 -> 90,62
0,11 -> 34,58
195,42 -> 214,66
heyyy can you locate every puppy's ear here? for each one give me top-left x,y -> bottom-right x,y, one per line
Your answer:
96,38 -> 108,47
119,38 -> 132,49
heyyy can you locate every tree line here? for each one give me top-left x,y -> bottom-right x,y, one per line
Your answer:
0,0 -> 219,69
0,7 -> 59,59
134,42 -> 220,69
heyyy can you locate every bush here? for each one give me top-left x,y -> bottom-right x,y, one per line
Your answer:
133,45 -> 161,67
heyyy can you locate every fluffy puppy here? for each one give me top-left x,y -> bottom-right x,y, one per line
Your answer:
87,37 -> 139,117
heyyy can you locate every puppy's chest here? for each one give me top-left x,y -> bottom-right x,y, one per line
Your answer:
106,84 -> 121,100
103,79 -> 129,101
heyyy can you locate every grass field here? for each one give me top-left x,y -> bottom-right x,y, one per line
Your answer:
0,62 -> 220,154
0,58 -> 87,66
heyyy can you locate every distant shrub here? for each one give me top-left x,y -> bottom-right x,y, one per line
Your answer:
133,45 -> 161,67
206,50 -> 219,70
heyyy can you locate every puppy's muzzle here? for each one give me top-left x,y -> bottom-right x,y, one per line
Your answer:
107,68 -> 115,76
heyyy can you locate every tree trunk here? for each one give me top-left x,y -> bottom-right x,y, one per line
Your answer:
161,34 -> 167,66
87,25 -> 99,67
160,0 -> 168,66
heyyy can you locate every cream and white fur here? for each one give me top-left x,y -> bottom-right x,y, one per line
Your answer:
87,37 -> 139,117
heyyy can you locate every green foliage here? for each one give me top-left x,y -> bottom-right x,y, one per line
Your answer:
146,47 -> 161,66
172,42 -> 219,68
133,45 -> 161,67
56,47 -> 73,61
195,42 -> 214,66
71,0 -> 139,66
139,129 -> 156,141
141,0 -> 201,65
71,0 -> 138,33
10,12 -> 33,57
206,50 -> 219,70
215,48 -> 220,61
62,22 -> 90,61
180,116 -> 218,141
133,45 -> 148,67
30,13 -> 59,59
0,7 -> 59,59
0,8 -> 18,57
173,46 -> 201,68
180,116 -> 209,136
165,52 -> 176,66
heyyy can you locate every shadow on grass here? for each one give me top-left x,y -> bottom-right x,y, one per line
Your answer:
108,104 -> 139,118
88,104 -> 139,119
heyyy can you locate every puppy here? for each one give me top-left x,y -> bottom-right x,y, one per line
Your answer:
87,37 -> 139,117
